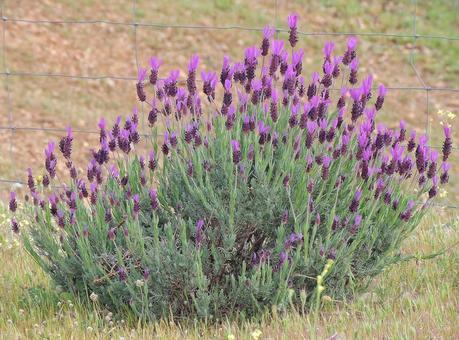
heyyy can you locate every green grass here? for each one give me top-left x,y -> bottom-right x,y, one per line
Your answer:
0,205 -> 457,339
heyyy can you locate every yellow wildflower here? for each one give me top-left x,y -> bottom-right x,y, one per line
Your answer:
251,329 -> 262,340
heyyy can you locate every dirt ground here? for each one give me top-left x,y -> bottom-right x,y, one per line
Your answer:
0,0 -> 458,204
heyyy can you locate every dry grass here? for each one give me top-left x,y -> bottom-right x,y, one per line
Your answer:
0,206 -> 457,339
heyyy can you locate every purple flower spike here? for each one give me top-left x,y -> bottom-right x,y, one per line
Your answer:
11,218 -> 19,234
45,141 -> 55,158
284,232 -> 303,249
263,25 -> 275,39
292,48 -> 304,72
272,40 -> 284,56
350,58 -> 359,71
109,164 -> 120,180
375,84 -> 387,110
440,162 -> 450,184
225,105 -> 236,130
137,67 -> 147,82
261,25 -> 275,56
231,140 -> 241,164
322,155 -> 331,179
136,68 -> 147,102
322,61 -> 333,88
283,174 -> 290,187
188,54 -> 199,73
287,13 -> 298,29
133,194 -> 140,216
323,41 -> 335,60
201,71 -> 217,99
418,134 -> 428,147
89,182 -> 98,205
245,46 -> 260,61
251,79 -> 262,104
349,58 -> 359,84
343,36 -> 358,65
348,36 -> 358,50
187,55 -> 199,95
118,267 -> 127,282
149,57 -> 162,85
350,87 -> 362,101
149,188 -> 159,211
349,189 -> 362,213
442,125 -> 453,161
108,227 -> 116,241
397,120 -> 407,141
400,200 -> 415,221
224,79 -> 232,93
148,150 -> 157,172
278,251 -> 288,269
220,55 -> 231,85
378,84 -> 387,97
9,191 -> 17,213
442,162 -> 450,172
150,57 -> 162,71
27,168 -> 35,192
258,121 -> 270,145
391,143 -> 404,162
195,219 -> 204,247
287,13 -> 298,47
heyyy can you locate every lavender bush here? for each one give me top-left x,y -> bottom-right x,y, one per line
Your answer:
10,14 -> 452,320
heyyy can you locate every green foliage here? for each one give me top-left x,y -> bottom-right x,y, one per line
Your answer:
20,101 -> 434,321
15,20 -> 449,321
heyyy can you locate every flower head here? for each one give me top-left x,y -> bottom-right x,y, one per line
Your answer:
272,40 -> 284,56
150,57 -> 162,71
323,41 -> 334,59
137,67 -> 147,82
9,192 -> 17,213
188,54 -> 199,73
347,37 -> 358,50
287,13 -> 298,29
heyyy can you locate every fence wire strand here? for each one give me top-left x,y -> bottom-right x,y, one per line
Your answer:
0,1 -> 458,209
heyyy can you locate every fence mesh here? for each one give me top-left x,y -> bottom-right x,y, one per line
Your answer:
0,0 -> 458,208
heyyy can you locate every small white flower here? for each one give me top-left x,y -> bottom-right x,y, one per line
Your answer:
90,292 -> 98,302
135,279 -> 144,287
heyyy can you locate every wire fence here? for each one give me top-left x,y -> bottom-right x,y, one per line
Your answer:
0,0 -> 458,208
